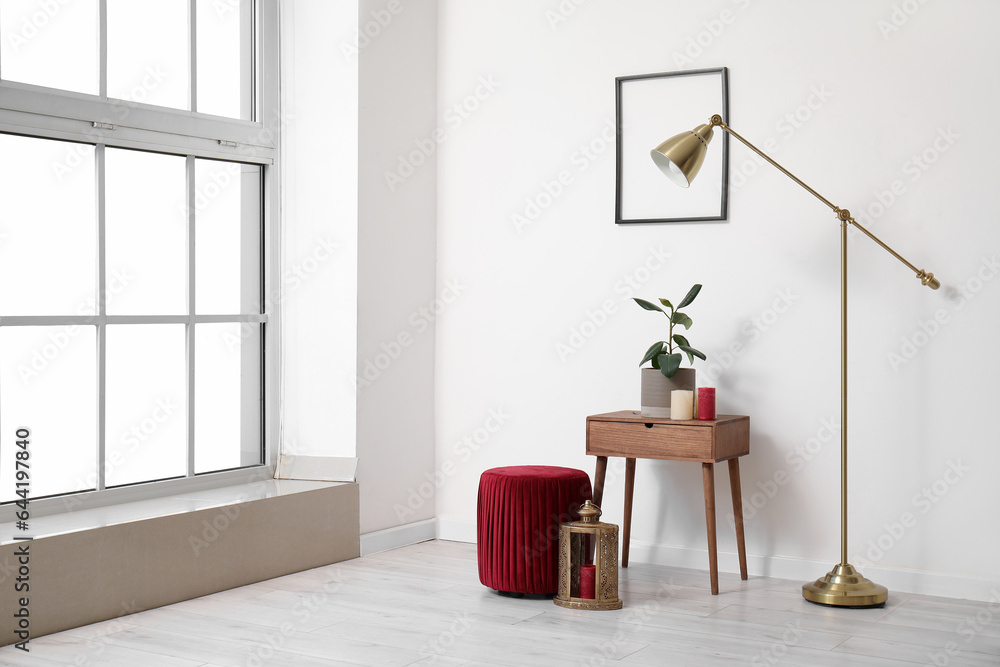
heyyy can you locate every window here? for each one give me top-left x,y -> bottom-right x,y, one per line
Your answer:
0,0 -> 279,516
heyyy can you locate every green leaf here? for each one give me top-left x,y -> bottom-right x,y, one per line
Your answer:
676,284 -> 702,309
658,298 -> 673,311
671,312 -> 693,329
657,353 -> 683,378
633,298 -> 665,314
677,344 -> 707,361
672,334 -> 693,364
640,341 -> 665,367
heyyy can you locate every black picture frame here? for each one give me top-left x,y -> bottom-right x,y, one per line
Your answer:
615,67 -> 730,225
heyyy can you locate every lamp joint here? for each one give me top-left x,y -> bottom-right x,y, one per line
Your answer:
917,270 -> 941,290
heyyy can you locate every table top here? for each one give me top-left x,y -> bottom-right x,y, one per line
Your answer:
587,411 -> 748,426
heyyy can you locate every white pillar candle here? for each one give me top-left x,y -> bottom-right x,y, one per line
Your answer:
670,390 -> 694,420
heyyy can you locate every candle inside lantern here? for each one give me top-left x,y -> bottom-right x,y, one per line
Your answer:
697,387 -> 716,421
580,564 -> 596,599
670,390 -> 694,420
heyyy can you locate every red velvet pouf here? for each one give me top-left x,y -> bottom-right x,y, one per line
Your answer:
477,465 -> 593,595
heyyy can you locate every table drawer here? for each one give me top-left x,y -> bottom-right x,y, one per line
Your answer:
587,420 -> 714,460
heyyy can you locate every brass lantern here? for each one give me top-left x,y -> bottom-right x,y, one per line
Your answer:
554,500 -> 623,610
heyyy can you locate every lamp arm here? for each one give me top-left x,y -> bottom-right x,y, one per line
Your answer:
709,115 -> 940,290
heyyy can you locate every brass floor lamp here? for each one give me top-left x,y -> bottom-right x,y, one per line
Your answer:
650,113 -> 939,608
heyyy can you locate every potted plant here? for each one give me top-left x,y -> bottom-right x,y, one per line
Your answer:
633,284 -> 707,417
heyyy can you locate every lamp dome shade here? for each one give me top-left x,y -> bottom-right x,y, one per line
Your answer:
650,123 -> 715,188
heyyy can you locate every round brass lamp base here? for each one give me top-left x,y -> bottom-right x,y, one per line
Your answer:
802,563 -> 888,608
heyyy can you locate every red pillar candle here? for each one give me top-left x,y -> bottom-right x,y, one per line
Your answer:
697,387 -> 716,421
579,564 -> 596,599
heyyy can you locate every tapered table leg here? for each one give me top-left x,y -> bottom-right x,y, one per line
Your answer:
702,462 -> 718,595
593,456 -> 608,508
728,458 -> 749,580
622,457 -> 636,567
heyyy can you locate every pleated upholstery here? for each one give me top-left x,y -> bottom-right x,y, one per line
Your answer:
477,466 -> 593,594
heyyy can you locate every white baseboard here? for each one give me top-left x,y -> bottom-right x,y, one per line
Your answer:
361,518 -> 437,556
436,518 -> 999,602
435,516 -> 476,544
628,540 -> 1000,602
839,562 -> 999,603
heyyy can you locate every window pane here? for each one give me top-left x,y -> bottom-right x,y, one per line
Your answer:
107,0 -> 189,110
105,324 -> 186,487
195,323 -> 260,473
196,160 -> 260,314
105,148 -> 187,315
0,134 -> 96,316
196,0 -> 250,119
0,326 -> 97,502
0,0 -> 98,95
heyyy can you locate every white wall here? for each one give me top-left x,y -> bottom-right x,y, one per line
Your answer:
434,0 -> 1000,600
281,0 -> 439,537
281,0 -> 359,460
356,0 -> 439,534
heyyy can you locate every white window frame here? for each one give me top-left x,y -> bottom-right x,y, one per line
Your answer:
0,0 -> 281,522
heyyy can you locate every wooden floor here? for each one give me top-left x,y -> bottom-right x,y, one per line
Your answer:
3,540 -> 997,666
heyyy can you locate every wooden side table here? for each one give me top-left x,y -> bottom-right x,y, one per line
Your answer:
586,410 -> 750,595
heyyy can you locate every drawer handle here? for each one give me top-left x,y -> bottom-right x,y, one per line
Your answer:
644,423 -> 654,429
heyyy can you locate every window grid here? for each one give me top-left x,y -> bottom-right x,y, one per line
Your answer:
189,0 -> 198,114
0,0 -> 277,516
0,145 -> 267,496
96,142 -> 108,491
186,154 -> 196,479
0,2 -> 270,165
99,0 -> 109,99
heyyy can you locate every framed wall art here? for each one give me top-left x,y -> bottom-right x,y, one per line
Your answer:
615,67 -> 730,224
